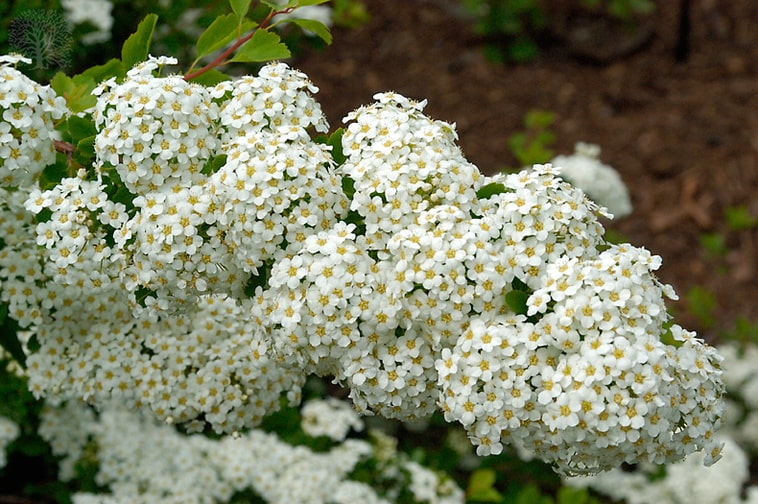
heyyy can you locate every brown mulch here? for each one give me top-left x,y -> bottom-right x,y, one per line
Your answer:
293,0 -> 758,342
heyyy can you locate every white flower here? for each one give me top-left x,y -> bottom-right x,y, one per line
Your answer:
551,142 -> 632,218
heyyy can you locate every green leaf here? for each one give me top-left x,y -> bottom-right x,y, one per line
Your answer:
725,205 -> 758,231
121,14 -> 159,68
557,486 -> 592,504
326,128 -> 345,165
466,468 -> 502,502
230,0 -> 253,19
341,174 -> 355,199
201,154 -> 228,176
196,14 -> 240,59
50,73 -> 93,114
66,116 -> 97,142
295,0 -> 330,6
476,182 -> 506,200
505,289 -> 530,316
74,136 -> 97,166
230,29 -> 290,63
0,305 -> 27,368
50,59 -> 125,114
287,18 -> 332,44
76,58 -> 125,84
187,68 -> 231,86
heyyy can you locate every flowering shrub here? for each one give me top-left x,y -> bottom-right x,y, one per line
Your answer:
0,0 -> 726,492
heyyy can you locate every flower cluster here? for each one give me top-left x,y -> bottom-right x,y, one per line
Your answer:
38,399 -> 463,504
0,414 -> 19,469
0,54 -> 67,187
551,142 -> 632,218
301,397 -> 364,441
0,56 -> 725,474
567,341 -> 758,504
437,246 -> 724,473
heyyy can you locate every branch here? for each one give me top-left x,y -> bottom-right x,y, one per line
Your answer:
183,7 -> 295,82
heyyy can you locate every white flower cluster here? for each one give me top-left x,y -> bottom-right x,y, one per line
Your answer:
61,0 -> 114,45
717,343 -> 758,453
0,57 -> 725,474
551,142 -> 632,218
38,399 -> 463,504
567,342 -> 758,504
301,397 -> 364,441
568,437 -> 755,504
91,57 -> 344,309
0,54 -> 67,187
0,414 -> 20,469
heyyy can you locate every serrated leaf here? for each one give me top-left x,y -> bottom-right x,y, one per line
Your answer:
230,29 -> 290,63
476,182 -> 506,200
50,72 -> 95,114
230,0 -> 253,19
287,18 -> 332,44
196,14 -> 239,59
121,14 -> 158,68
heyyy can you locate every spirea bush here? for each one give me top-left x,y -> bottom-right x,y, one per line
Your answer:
0,0 -> 725,481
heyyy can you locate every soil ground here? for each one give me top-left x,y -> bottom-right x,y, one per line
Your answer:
293,0 -> 758,343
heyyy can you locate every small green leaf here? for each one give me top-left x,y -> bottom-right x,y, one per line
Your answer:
557,486 -> 592,504
187,68 -> 231,86
260,0 -> 281,9
74,136 -> 97,166
230,29 -> 290,63
326,128 -> 345,164
341,174 -> 355,199
296,0 -> 330,6
196,14 -> 241,59
76,58 -> 125,84
230,0 -> 253,19
506,289 -> 530,316
50,73 -> 94,113
725,205 -> 758,231
0,306 -> 27,368
67,116 -> 97,142
201,154 -> 228,176
287,18 -> 332,44
476,182 -> 506,200
467,468 -> 502,502
121,14 -> 159,68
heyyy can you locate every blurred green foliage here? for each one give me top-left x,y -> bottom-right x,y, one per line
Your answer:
461,0 -> 656,62
506,109 -> 556,169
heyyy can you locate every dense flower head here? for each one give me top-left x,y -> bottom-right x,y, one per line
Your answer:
213,61 -> 329,142
209,130 -> 348,272
437,245 -> 725,474
340,92 -> 483,247
93,56 -> 221,194
0,56 -> 726,476
0,54 -> 67,187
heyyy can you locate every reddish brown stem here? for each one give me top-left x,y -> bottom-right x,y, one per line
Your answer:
183,7 -> 295,82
